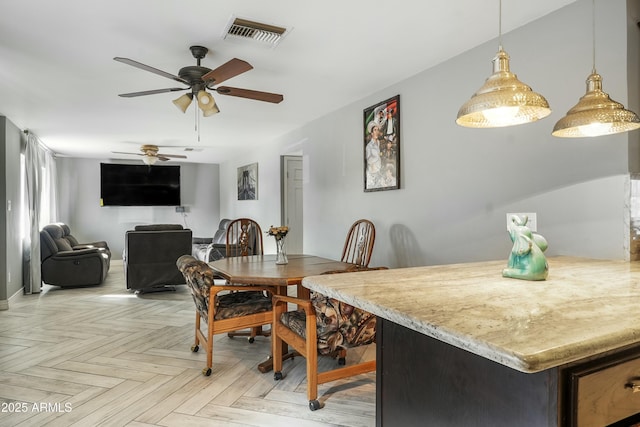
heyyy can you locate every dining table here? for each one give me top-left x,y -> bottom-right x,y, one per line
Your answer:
208,253 -> 356,372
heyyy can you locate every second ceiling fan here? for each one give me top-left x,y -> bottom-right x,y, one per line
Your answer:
112,144 -> 187,166
114,46 -> 284,116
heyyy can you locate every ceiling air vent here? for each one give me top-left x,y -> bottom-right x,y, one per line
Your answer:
222,17 -> 290,47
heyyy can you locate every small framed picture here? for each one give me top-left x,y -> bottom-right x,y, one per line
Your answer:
363,95 -> 400,192
237,163 -> 258,200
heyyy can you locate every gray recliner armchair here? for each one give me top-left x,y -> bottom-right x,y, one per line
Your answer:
191,219 -> 231,262
124,224 -> 193,292
40,224 -> 110,287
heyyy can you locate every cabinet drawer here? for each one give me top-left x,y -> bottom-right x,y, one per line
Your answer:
569,353 -> 640,427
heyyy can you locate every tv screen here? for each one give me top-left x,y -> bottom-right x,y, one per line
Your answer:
100,163 -> 181,206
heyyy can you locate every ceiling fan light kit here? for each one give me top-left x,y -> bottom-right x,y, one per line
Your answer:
196,90 -> 220,115
112,144 -> 188,166
197,90 -> 213,107
172,93 -> 193,113
142,155 -> 158,166
202,102 -> 220,116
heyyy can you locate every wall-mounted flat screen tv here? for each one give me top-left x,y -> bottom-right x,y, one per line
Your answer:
100,163 -> 181,206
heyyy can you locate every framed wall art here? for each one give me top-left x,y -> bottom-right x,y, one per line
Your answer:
363,95 -> 400,192
237,162 -> 258,200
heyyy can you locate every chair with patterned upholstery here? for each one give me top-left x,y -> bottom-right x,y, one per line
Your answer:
223,217 -> 271,342
177,254 -> 273,376
332,219 -> 377,363
272,265 -> 388,411
341,219 -> 376,267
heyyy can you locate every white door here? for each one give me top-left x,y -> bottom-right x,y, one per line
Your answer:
283,156 -> 303,254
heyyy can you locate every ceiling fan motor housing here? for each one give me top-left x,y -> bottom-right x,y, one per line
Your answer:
141,144 -> 159,155
184,46 -> 212,91
178,66 -> 212,91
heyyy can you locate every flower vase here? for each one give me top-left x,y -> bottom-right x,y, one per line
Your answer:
275,237 -> 288,265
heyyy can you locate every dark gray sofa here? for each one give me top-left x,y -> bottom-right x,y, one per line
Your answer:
57,222 -> 111,270
40,223 -> 110,287
124,224 -> 192,292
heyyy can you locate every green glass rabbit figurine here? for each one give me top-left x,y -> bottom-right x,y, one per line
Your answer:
502,214 -> 548,281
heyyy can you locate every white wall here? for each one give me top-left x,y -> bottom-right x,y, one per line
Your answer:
218,0 -> 635,268
57,158 -> 220,259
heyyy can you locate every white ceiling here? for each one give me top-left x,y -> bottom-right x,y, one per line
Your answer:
0,0 -> 577,164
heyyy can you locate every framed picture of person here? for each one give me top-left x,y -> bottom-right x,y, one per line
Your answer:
363,95 -> 400,192
237,162 -> 258,200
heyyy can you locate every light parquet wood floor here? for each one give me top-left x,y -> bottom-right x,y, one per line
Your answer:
0,261 -> 376,427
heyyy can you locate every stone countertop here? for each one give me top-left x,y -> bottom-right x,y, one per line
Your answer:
301,256 -> 640,373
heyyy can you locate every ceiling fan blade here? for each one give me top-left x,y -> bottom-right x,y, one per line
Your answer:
118,88 -> 188,98
201,58 -> 253,85
112,151 -> 144,156
114,57 -> 188,84
215,86 -> 284,104
157,153 -> 188,159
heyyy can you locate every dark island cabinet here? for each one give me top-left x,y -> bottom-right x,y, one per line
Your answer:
376,319 -> 640,427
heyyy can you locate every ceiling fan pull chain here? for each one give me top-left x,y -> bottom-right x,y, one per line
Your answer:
196,102 -> 201,142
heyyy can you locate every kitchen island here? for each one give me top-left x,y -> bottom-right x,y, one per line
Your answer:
302,256 -> 640,426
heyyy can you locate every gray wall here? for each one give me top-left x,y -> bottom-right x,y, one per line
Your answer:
56,158 -> 221,259
1,116 -> 25,308
218,0 -> 636,268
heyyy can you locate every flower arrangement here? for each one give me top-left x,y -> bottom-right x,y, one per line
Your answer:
267,226 -> 289,240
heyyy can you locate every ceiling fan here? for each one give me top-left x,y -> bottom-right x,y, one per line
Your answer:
112,144 -> 187,166
114,46 -> 284,116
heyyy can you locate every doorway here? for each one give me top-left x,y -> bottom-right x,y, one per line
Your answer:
282,155 -> 303,254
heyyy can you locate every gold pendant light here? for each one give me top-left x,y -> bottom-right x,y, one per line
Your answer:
552,0 -> 640,138
456,0 -> 551,128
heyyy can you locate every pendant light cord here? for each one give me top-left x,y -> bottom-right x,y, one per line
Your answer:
498,0 -> 503,50
195,100 -> 201,142
591,0 -> 596,73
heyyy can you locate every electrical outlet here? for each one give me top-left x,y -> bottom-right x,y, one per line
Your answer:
506,212 -> 537,232
175,206 -> 185,213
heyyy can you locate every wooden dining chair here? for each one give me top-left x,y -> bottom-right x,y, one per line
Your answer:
272,265 -> 387,410
177,255 -> 273,376
335,219 -> 377,367
341,219 -> 376,267
226,217 -> 263,257
224,218 -> 271,341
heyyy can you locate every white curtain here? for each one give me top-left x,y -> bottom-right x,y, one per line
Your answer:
23,132 -> 58,294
